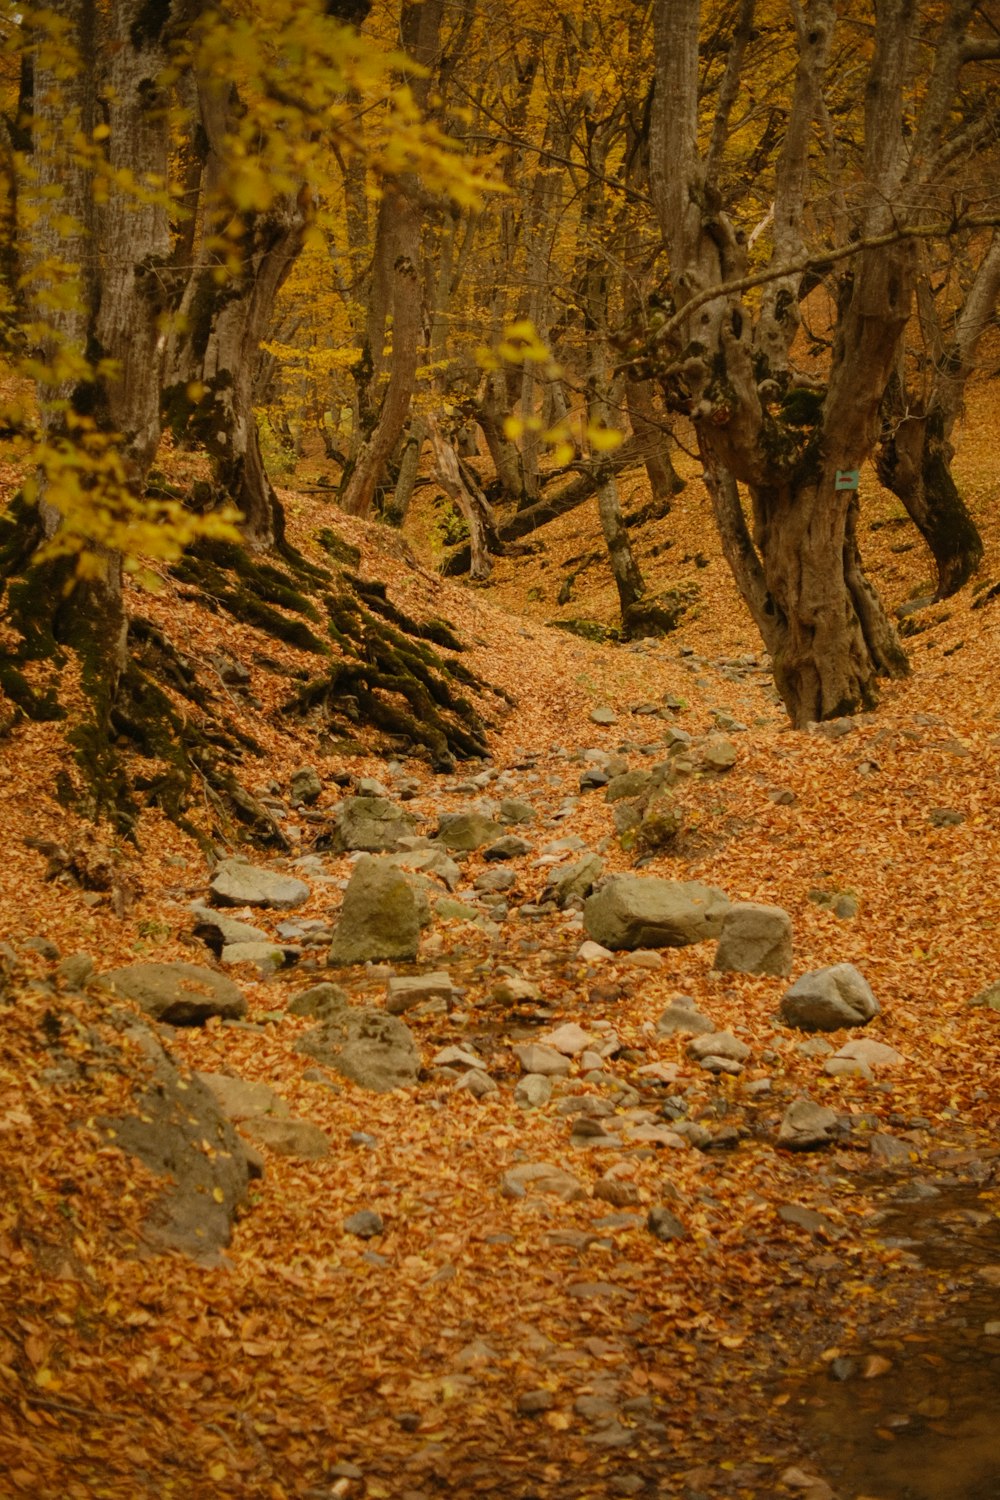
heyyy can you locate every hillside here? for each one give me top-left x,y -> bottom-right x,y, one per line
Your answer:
0,395 -> 999,1500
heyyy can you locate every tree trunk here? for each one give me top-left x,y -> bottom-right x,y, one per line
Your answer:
383,417 -> 427,527
428,417 -> 499,580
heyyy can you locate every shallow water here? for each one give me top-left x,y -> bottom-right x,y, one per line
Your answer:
794,1182 -> 1000,1500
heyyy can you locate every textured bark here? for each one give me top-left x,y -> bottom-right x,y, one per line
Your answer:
428,417 -> 499,580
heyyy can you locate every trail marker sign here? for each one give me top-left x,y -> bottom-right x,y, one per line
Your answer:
835,469 -> 860,491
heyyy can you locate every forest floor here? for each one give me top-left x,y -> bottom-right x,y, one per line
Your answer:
1,392 -> 999,1500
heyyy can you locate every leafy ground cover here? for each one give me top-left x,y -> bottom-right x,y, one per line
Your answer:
0,393 -> 999,1500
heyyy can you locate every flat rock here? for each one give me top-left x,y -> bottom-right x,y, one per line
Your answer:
515,1074 -> 553,1109
540,1022 -> 595,1056
492,975 -> 541,1004
687,1030 -> 751,1062
329,796 -> 419,852
240,1115 -> 330,1159
542,853 -> 604,910
98,962 -> 246,1025
499,798 -> 537,825
701,735 -> 737,770
190,903 -> 271,952
456,1069 -> 498,1098
583,875 -> 729,951
778,1098 -> 839,1150
387,846 -> 461,891
713,901 -> 793,976
432,1044 -> 485,1071
781,963 -> 880,1032
344,1210 -> 384,1238
656,997 -> 715,1036
483,835 -> 531,861
834,1038 -> 903,1068
328,856 -> 421,965
503,1163 -> 586,1201
209,859 -> 310,910
297,1007 -> 420,1092
435,811 -> 499,851
590,707 -> 617,725
220,940 -> 292,971
647,1207 -> 687,1241
196,1073 -> 288,1122
386,971 -> 458,1014
514,1043 -> 571,1077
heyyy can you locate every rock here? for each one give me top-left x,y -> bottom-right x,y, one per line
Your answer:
502,1163 -> 586,1201
513,1043 -> 571,1077
329,796 -> 419,852
240,1116 -> 330,1159
593,1177 -> 641,1208
515,1074 -> 553,1109
297,1007 -> 420,1092
492,975 -> 541,1004
102,1024 -> 249,1258
475,868 -> 517,893
387,846 -> 462,891
98,962 -> 246,1025
583,875 -> 729,951
220,940 -> 291,972
431,1045 -> 485,1071
541,853 -> 604,910
590,707 -> 617,724
824,1056 -> 872,1079
289,765 -> 322,804
57,953 -> 95,989
386,972 -> 458,1015
869,1132 -> 912,1165
687,1031 -> 750,1063
456,1069 -> 498,1098
777,1205 -> 840,1237
834,1038 -> 903,1068
768,787 -> 797,806
701,736 -> 737,770
540,1022 -> 595,1056
713,902 -> 793,976
196,1073 -> 289,1122
435,811 -> 498,851
209,859 -> 310,911
778,1098 -> 839,1150
190,903 -> 272,951
483,835 -> 531,861
929,806 -> 965,827
287,982 -> 350,1018
632,795 -> 684,852
499,798 -> 536,825
656,996 -> 715,1036
647,1207 -> 687,1241
605,771 -> 652,803
621,949 -> 663,970
780,963 -> 880,1032
328,857 -> 421,965
968,980 -> 1000,1010
344,1210 -> 384,1239
517,1390 -> 555,1415
578,939 -> 614,961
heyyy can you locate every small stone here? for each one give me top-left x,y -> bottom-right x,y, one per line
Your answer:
834,1038 -> 903,1068
656,997 -> 714,1036
621,949 -> 663,969
432,1044 -> 485,1071
515,1074 -> 553,1109
344,1210 -> 384,1239
240,1116 -> 329,1159
778,1098 -> 838,1150
713,902 -> 793,976
647,1206 -> 686,1241
701,736 -> 737,770
593,1178 -> 641,1207
492,975 -> 541,1004
578,939 -> 614,962
209,859 -> 310,910
502,1163 -> 585,1201
517,1390 -> 555,1415
289,765 -> 322,804
499,798 -> 537,825
540,1022 -> 595,1056
386,972 -> 458,1014
57,953 -> 95,989
780,963 -> 880,1032
869,1132 -> 912,1165
456,1069 -> 498,1098
288,982 -> 348,1018
590,707 -> 617,725
483,835 -> 532,861
687,1031 -> 750,1062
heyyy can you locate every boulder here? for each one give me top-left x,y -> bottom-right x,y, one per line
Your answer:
583,875 -> 729,951
98,962 -> 246,1025
328,857 -> 420,965
435,811 -> 499,852
713,902 -> 793,976
190,903 -> 271,953
780,963 -> 880,1032
209,859 -> 310,911
103,1025 -> 249,1257
297,1007 -> 420,1092
329,795 -> 419,853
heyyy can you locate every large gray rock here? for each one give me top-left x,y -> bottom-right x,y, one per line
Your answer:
435,811 -> 499,851
297,1006 -> 420,1092
328,857 -> 420,965
387,846 -> 461,891
542,853 -> 604,910
209,859 -> 310,911
583,875 -> 729,951
713,902 -> 793,976
329,795 -> 419,852
196,1073 -> 289,1122
103,1025 -> 249,1257
780,963 -> 879,1032
287,981 -> 350,1018
98,962 -> 246,1025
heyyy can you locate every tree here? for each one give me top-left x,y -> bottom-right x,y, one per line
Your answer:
646,0 -> 999,726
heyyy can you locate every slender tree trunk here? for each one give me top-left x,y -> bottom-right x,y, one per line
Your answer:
384,417 -> 427,527
428,417 -> 498,579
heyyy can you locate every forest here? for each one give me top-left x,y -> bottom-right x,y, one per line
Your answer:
0,2 -> 999,1498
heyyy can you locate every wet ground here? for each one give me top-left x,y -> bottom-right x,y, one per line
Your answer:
788,1172 -> 1000,1500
